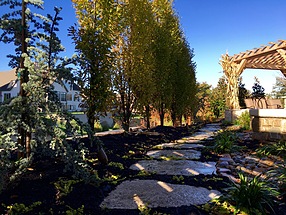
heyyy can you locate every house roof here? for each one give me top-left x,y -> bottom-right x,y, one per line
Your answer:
0,68 -> 81,92
0,80 -> 18,91
0,69 -> 17,87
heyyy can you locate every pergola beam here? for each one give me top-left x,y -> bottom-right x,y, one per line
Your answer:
232,40 -> 286,62
245,62 -> 286,70
277,49 -> 286,63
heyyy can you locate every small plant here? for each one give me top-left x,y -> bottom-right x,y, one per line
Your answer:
137,170 -> 154,177
213,130 -> 237,154
172,175 -> 185,183
235,111 -> 251,130
268,163 -> 286,198
138,204 -> 152,215
256,141 -> 286,158
6,202 -> 42,215
108,162 -> 124,170
54,178 -> 81,202
66,205 -> 85,215
217,173 -> 278,215
102,174 -> 124,185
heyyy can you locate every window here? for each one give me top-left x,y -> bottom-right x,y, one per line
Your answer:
74,93 -> 80,102
4,93 -> 11,101
60,92 -> 66,101
66,93 -> 72,101
68,105 -> 76,111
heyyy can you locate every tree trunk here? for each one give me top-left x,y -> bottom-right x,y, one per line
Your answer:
171,112 -> 176,127
159,103 -> 164,126
87,108 -> 95,133
18,0 -> 30,158
97,146 -> 108,165
120,90 -> 133,132
145,105 -> 150,129
179,114 -> 183,126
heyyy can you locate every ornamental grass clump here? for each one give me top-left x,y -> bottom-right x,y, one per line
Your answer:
256,141 -> 286,158
217,173 -> 279,215
268,162 -> 286,200
213,130 -> 237,154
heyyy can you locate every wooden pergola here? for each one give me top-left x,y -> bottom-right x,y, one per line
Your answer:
220,40 -> 286,109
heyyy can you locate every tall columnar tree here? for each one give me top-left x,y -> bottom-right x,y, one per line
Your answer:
113,0 -> 156,131
112,1 -> 136,131
125,0 -> 156,129
70,0 -> 119,133
151,0 -> 174,126
169,26 -> 196,125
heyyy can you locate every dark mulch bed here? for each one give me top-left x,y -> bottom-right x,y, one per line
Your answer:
0,124 -> 284,215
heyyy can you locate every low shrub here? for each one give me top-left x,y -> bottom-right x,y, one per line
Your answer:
235,111 -> 251,130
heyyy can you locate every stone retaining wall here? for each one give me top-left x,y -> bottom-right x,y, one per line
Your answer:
250,109 -> 286,141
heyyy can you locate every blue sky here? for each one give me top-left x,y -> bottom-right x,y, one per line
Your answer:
1,0 -> 286,93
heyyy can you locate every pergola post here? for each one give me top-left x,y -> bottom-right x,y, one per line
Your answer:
220,54 -> 246,110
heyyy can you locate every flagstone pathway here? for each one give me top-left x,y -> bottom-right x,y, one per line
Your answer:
100,123 -> 223,211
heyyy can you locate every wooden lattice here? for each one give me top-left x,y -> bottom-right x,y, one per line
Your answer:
220,40 -> 286,109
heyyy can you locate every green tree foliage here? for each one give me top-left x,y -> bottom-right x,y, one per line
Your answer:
151,0 -> 175,126
156,9 -> 197,126
209,76 -> 227,118
125,0 -> 156,129
195,82 -> 212,121
238,77 -> 250,109
111,1 -> 136,132
251,76 -> 265,99
170,37 -> 196,125
112,0 -> 197,130
272,75 -> 286,98
69,0 -> 118,132
112,0 -> 156,131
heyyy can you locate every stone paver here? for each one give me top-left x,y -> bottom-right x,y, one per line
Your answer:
100,179 -> 221,209
147,149 -> 201,160
130,160 -> 216,176
153,142 -> 204,150
100,123 -> 223,211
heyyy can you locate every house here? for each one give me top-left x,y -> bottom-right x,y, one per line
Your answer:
0,69 -> 84,111
0,69 -> 20,103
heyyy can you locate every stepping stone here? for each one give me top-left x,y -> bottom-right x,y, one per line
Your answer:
100,179 -> 221,209
147,149 -> 201,160
185,139 -> 204,144
130,160 -> 216,176
153,142 -> 204,150
200,125 -> 221,132
186,132 -> 214,140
